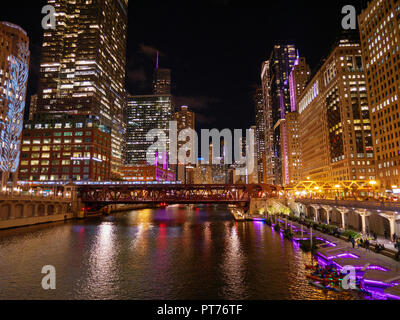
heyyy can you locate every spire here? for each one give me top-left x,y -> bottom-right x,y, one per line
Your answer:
156,50 -> 159,70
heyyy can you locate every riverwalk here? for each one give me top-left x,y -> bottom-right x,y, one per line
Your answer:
282,219 -> 400,273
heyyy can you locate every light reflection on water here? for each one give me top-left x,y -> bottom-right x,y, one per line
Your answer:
0,205 -> 356,300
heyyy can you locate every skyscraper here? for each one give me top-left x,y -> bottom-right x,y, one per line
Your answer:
174,105 -> 195,183
0,22 -> 30,187
125,94 -> 173,165
153,57 -> 171,96
28,94 -> 37,121
298,38 -> 374,183
359,0 -> 400,192
254,87 -> 266,183
282,56 -> 310,185
36,0 -> 128,177
263,44 -> 297,186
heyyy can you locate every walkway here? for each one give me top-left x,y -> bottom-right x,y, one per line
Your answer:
280,218 -> 400,273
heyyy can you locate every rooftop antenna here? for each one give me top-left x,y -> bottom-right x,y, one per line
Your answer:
156,50 -> 159,70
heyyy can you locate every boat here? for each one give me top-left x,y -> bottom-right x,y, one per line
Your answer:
308,280 -> 326,290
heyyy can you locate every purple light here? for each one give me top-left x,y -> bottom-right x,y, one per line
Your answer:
363,279 -> 394,287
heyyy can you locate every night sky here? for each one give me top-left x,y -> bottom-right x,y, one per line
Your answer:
2,0 -> 366,132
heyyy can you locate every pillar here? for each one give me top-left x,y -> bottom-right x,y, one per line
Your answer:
380,212 -> 399,241
336,207 -> 349,230
355,209 -> 371,235
321,205 -> 332,225
310,205 -> 320,223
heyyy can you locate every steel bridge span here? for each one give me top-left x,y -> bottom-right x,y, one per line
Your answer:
78,184 -> 278,210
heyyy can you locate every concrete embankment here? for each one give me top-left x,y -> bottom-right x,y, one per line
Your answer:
0,212 -> 75,230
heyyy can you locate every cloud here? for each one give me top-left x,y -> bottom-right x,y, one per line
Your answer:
138,44 -> 164,58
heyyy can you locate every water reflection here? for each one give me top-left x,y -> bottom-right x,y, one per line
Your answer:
0,205 -> 355,300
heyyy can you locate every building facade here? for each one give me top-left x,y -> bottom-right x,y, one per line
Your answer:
19,114 -> 111,182
0,22 -> 30,187
29,94 -> 37,121
153,68 -> 171,95
282,56 -> 310,186
125,94 -> 173,165
262,44 -> 297,186
174,105 -> 195,183
254,87 -> 266,183
359,0 -> 400,192
298,38 -> 375,183
36,0 -> 128,177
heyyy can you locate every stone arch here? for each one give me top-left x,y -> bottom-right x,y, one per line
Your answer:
14,204 -> 24,219
367,213 -> 389,236
56,205 -> 63,214
25,204 -> 35,217
319,208 -> 328,224
330,209 -> 342,227
47,204 -> 54,215
347,211 -> 362,232
0,204 -> 11,220
307,206 -> 315,219
38,204 -> 46,216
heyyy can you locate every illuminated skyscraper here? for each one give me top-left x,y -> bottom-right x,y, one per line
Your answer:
28,94 -> 37,121
262,44 -> 297,186
153,54 -> 171,96
359,0 -> 400,192
298,38 -> 374,182
0,22 -> 30,187
254,87 -> 266,183
174,105 -> 195,183
36,0 -> 128,177
282,56 -> 310,186
125,94 -> 173,165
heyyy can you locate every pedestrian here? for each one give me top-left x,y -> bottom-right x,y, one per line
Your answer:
366,227 -> 370,237
366,239 -> 370,251
394,233 -> 398,243
373,232 -> 377,241
351,237 -> 355,249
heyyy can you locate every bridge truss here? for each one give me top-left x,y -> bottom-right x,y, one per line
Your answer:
79,184 -> 277,207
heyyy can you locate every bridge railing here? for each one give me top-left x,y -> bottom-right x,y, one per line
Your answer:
295,198 -> 400,212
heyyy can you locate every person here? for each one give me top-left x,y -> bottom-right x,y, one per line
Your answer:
393,233 -> 398,243
365,239 -> 370,251
373,232 -> 377,241
351,237 -> 355,249
366,227 -> 370,237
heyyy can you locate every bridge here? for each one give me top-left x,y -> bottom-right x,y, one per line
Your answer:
286,198 -> 400,239
78,183 -> 278,210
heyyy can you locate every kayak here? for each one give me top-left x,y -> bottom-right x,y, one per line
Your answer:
307,275 -> 340,285
308,280 -> 326,290
308,280 -> 342,292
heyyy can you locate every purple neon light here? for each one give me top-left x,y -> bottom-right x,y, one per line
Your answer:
363,279 -> 394,287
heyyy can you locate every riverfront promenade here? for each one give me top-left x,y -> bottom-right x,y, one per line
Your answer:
281,218 -> 400,273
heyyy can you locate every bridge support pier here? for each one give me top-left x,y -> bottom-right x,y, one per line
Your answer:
336,207 -> 349,230
379,212 -> 400,240
321,205 -> 332,225
309,205 -> 320,223
355,209 -> 371,235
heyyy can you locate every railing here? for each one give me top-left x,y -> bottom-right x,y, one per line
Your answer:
296,198 -> 400,212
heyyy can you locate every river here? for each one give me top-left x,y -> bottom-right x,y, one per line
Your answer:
0,205 -> 356,300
